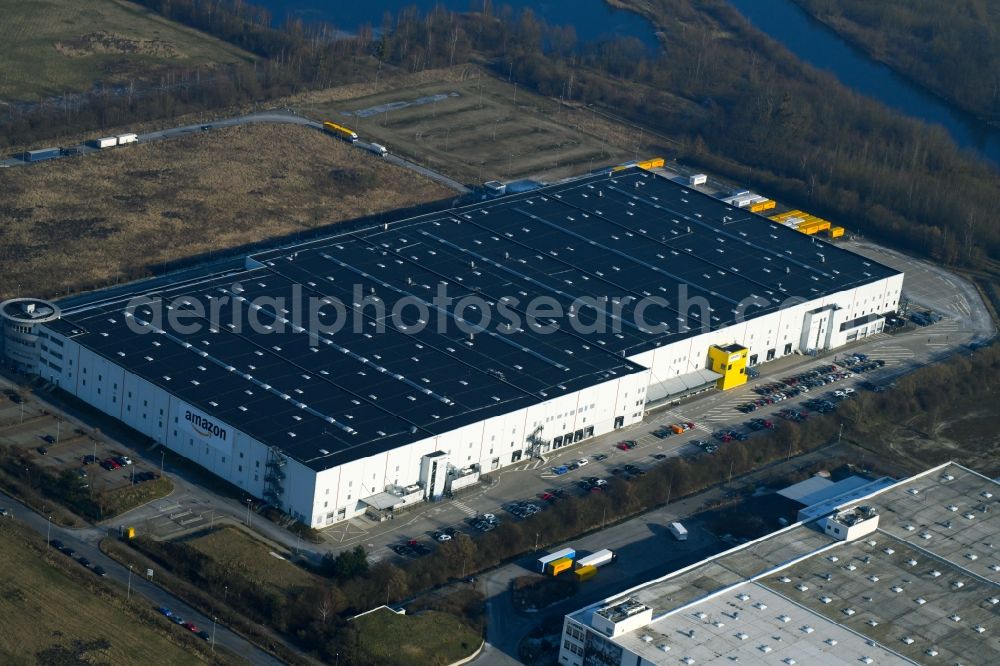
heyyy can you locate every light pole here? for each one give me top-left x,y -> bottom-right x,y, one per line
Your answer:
46,515 -> 52,547
160,450 -> 165,478
245,499 -> 252,528
56,420 -> 61,444
127,564 -> 133,601
534,531 -> 540,552
211,616 -> 217,651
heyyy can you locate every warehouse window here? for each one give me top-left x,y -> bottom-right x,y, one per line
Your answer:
238,465 -> 242,472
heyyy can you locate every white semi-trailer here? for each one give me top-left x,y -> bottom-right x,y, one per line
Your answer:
669,522 -> 688,541
575,549 -> 614,569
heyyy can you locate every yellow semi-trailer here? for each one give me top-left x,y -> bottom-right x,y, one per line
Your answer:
547,557 -> 573,576
323,121 -> 358,143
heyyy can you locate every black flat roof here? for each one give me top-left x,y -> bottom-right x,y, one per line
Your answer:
51,168 -> 897,470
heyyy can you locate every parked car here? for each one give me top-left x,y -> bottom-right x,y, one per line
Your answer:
82,455 -> 97,465
50,539 -> 64,551
576,458 -> 589,467
442,527 -> 457,537
433,531 -> 451,542
158,607 -> 173,618
594,454 -> 608,462
115,455 -> 133,466
652,453 -> 667,460
36,446 -> 47,456
41,435 -> 55,444
77,556 -> 91,568
197,630 -> 211,641
182,621 -> 200,633
551,466 -> 569,475
93,565 -> 107,577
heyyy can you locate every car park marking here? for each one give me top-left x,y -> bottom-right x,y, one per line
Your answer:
451,500 -> 477,517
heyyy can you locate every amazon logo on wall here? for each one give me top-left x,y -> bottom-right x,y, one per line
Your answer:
178,401 -> 233,454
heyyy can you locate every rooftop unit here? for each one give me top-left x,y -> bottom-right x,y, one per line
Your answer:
592,598 -> 653,638
819,505 -> 879,541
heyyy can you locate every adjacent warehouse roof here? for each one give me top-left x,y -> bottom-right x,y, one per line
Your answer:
567,462 -> 1000,665
48,167 -> 898,470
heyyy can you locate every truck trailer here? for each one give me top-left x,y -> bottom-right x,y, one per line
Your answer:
323,121 -> 358,143
22,148 -> 60,162
547,557 -> 573,576
669,522 -> 688,541
91,137 -> 118,149
537,547 -> 575,573
575,549 -> 615,569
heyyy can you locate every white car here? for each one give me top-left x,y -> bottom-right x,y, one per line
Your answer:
119,456 -> 133,465
576,458 -> 589,467
843,387 -> 856,395
435,533 -> 452,542
482,513 -> 497,524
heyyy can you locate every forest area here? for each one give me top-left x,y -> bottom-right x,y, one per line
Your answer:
793,0 -> 1000,120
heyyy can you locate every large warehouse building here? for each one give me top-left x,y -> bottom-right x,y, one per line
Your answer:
1,167 -> 902,527
557,462 -> 1000,666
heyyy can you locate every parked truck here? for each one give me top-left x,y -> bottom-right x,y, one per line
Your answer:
323,121 -> 358,143
116,133 -> 138,145
537,547 -> 575,573
367,143 -> 388,157
575,549 -> 615,569
22,148 -> 60,162
90,136 -> 118,149
669,522 -> 688,541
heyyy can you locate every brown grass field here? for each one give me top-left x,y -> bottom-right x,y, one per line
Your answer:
0,122 -> 454,300
295,64 -> 647,185
186,525 -> 317,592
0,518 -> 218,665
0,0 -> 253,102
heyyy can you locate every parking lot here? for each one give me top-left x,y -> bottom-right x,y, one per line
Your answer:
0,385 -> 163,501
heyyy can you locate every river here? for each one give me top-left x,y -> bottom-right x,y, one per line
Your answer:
727,0 -> 1000,167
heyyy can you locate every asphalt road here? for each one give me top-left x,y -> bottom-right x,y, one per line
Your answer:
0,110 -> 470,194
0,489 -> 283,666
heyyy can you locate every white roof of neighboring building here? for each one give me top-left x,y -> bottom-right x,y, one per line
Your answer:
796,475 -> 872,506
777,475 -> 834,503
564,462 -> 1000,666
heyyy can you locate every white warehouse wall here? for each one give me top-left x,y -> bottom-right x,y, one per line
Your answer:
632,274 -> 902,387
36,325 -> 650,528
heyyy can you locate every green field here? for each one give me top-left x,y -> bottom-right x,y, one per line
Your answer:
0,519 -> 211,665
351,607 -> 482,666
0,0 -> 253,101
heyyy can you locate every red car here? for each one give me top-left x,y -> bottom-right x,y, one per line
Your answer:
540,492 -> 555,502
616,441 -> 630,451
182,621 -> 199,633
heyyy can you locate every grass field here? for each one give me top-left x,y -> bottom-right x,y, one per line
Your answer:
0,0 -> 253,101
0,122 -> 454,300
0,519 -> 211,665
296,65 -> 644,185
351,607 -> 482,666
187,526 -> 317,592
